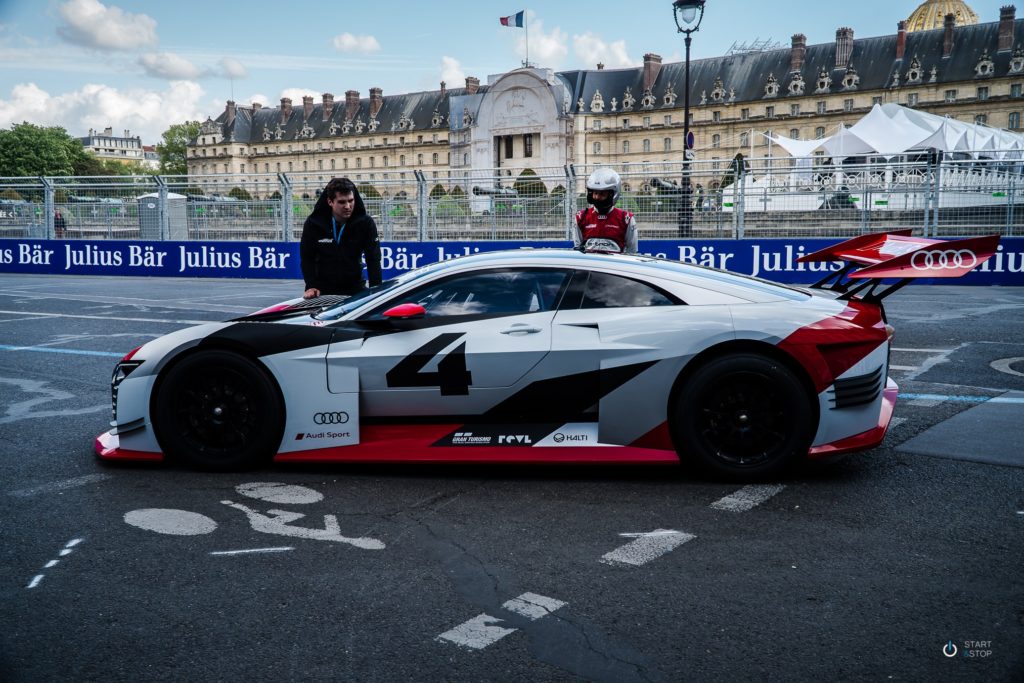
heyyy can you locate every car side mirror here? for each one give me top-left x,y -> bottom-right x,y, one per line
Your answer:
382,303 -> 426,319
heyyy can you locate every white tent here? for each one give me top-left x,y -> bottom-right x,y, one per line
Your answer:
848,104 -> 932,157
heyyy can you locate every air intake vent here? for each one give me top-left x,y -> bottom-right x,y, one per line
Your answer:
829,366 -> 882,409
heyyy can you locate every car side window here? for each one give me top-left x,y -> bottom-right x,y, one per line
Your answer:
579,271 -> 679,308
363,269 -> 571,318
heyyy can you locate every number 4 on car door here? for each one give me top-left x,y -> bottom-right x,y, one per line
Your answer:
386,333 -> 473,395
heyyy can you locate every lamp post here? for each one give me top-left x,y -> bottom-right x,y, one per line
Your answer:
673,0 -> 706,237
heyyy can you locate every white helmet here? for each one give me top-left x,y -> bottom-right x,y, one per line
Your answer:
586,167 -> 620,213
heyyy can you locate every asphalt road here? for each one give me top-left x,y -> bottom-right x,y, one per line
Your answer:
0,273 -> 1021,682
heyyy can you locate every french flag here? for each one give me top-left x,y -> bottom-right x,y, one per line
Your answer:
500,10 -> 525,27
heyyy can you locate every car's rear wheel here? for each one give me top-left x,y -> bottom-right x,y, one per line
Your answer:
153,350 -> 283,470
673,353 -> 814,480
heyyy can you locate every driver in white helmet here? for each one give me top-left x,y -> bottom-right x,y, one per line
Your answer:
574,167 -> 638,254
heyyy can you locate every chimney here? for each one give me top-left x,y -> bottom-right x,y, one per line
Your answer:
103,126 -> 113,136
302,95 -> 314,120
790,34 -> 807,72
896,21 -> 907,60
322,93 -> 334,120
835,27 -> 854,70
597,62 -> 604,70
369,87 -> 383,118
642,53 -> 662,90
344,90 -> 360,120
252,102 -> 262,111
280,97 -> 293,123
943,13 -> 955,57
226,100 -> 236,126
465,76 -> 480,94
999,5 -> 1016,52
440,81 -> 447,98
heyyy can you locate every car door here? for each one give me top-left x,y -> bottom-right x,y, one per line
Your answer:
327,267 -> 572,417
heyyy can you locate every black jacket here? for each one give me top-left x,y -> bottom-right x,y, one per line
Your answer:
300,186 -> 382,295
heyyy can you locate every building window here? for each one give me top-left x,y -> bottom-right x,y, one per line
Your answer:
712,111 -> 721,122
977,86 -> 989,100
432,152 -> 438,164
765,106 -> 775,118
643,116 -> 651,127
593,141 -> 601,154
739,132 -> 749,147
622,140 -> 630,154
276,162 -> 281,172
790,103 -> 800,116
593,119 -> 602,131
622,118 -> 630,129
817,101 -> 826,114
264,163 -> 269,172
504,135 -> 513,158
870,96 -> 882,106
815,126 -> 826,139
316,160 -> 322,170
417,153 -> 424,165
383,156 -> 389,167
789,128 -> 800,139
330,159 -> 335,170
343,158 -> 348,169
369,157 -> 375,168
664,137 -> 671,152
642,138 -> 651,153
664,115 -> 672,124
843,98 -> 854,112
975,114 -> 988,125
288,162 -> 293,171
711,134 -> 720,148
1010,112 -> 1021,129
741,108 -> 749,120
1012,84 -> 1023,98
687,112 -> 694,126
240,163 -> 246,173
523,134 -> 533,158
356,158 -> 362,168
399,155 -> 405,165
907,93 -> 919,106
463,153 -> 468,165
945,89 -> 957,102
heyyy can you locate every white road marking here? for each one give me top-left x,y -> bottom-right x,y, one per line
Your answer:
210,547 -> 295,556
8,473 -> 111,497
889,417 -> 908,429
124,509 -> 219,536
0,309 -> 211,325
889,365 -> 919,371
991,357 -> 1024,378
501,593 -> 567,620
236,482 -> 324,505
221,500 -> 385,549
0,376 -> 110,425
27,575 -> 43,589
710,484 -> 786,513
909,398 -> 943,407
26,537 -> 83,590
891,347 -> 955,353
58,548 -> 74,556
65,538 -> 83,548
437,614 -> 517,650
599,529 -> 696,567
438,592 -> 567,650
44,560 -> 59,568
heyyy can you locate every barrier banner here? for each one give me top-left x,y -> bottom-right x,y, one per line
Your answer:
1,238 -> 1022,285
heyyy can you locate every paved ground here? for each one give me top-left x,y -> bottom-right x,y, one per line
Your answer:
0,274 -> 1021,682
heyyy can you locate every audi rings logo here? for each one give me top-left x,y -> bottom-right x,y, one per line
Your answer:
313,411 -> 349,425
911,249 -> 978,271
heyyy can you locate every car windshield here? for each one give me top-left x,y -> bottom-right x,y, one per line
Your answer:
313,258 -> 462,320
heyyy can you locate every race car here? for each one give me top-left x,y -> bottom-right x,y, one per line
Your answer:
95,231 -> 999,480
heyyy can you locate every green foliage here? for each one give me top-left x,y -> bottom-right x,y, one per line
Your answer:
228,186 -> 252,200
449,186 -> 466,198
156,121 -> 201,175
0,122 -> 91,177
269,190 -> 282,200
550,185 -> 566,196
357,183 -> 382,201
182,186 -> 205,196
0,188 -> 24,201
432,197 -> 465,217
513,168 -> 547,198
429,183 -> 447,199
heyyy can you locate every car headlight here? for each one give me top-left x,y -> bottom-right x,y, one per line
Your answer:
111,361 -> 143,387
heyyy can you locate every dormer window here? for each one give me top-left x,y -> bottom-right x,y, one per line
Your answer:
842,65 -> 860,90
815,68 -> 832,94
906,56 -> 922,84
975,50 -> 994,78
788,73 -> 805,96
764,73 -> 779,98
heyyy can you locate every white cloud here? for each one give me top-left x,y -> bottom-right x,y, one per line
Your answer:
217,57 -> 248,80
516,17 -> 567,67
0,80 -> 206,144
57,0 -> 158,51
245,93 -> 270,106
572,32 -> 638,69
440,56 -> 465,86
332,32 -> 380,54
138,52 -> 202,80
279,88 -> 321,105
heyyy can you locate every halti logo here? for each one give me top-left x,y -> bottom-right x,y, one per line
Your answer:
498,434 -> 533,444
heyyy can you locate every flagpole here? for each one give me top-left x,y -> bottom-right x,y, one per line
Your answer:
525,10 -> 530,67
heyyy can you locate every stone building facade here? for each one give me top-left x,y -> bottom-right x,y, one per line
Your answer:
187,2 -> 1023,196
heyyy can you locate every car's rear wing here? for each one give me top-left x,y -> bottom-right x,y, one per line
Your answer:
797,230 -> 1000,303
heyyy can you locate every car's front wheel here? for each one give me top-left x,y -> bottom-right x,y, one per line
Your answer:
673,353 -> 814,480
153,350 -> 283,470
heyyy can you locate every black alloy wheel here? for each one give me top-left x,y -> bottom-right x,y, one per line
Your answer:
674,353 -> 814,480
153,350 -> 283,470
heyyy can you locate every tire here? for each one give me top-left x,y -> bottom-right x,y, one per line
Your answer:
673,353 -> 814,480
153,350 -> 283,470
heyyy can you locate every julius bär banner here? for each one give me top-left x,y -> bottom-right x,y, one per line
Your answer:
1,238 -> 1022,285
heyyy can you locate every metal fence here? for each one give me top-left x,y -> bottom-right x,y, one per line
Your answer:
2,154 -> 1021,241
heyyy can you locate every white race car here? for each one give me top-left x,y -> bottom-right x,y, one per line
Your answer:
96,231 -> 998,480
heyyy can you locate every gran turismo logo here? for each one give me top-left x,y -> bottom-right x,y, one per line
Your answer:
313,411 -> 349,425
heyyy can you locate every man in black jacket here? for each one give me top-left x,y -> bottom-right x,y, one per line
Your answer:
300,177 -> 382,298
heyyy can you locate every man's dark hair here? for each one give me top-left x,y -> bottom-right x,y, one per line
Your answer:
323,177 -> 356,202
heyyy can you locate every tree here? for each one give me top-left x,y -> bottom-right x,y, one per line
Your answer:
429,183 -> 447,199
228,186 -> 252,200
156,121 -> 201,175
0,122 -> 90,176
513,168 -> 547,198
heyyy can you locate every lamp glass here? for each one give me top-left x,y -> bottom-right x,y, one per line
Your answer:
678,6 -> 697,23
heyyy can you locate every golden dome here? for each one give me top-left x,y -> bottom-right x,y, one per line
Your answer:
906,0 -> 979,32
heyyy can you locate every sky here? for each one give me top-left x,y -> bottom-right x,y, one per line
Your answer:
0,0 -> 1013,144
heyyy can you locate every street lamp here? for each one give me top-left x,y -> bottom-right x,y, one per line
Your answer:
672,0 -> 706,237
